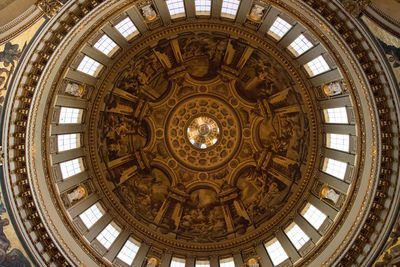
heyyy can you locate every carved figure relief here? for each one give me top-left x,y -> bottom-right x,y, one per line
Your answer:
323,81 -> 343,96
146,257 -> 159,267
35,0 -> 63,17
321,185 -> 340,204
248,5 -> 265,22
65,82 -> 84,97
142,5 -> 157,21
247,258 -> 260,267
67,185 -> 86,203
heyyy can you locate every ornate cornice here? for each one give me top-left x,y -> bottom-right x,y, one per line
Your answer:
0,5 -> 43,44
364,4 -> 400,39
35,0 -> 63,18
340,0 -> 371,17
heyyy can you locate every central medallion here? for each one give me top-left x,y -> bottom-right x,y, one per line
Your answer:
165,94 -> 241,171
187,116 -> 220,149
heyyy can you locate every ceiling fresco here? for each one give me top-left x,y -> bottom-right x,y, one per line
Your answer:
94,31 -> 312,245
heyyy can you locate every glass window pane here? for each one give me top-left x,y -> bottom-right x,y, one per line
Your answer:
196,260 -> 210,267
323,158 -> 347,180
324,107 -> 348,124
60,158 -> 84,179
301,203 -> 327,230
304,55 -> 330,76
117,239 -> 140,265
221,0 -> 240,18
57,133 -> 80,152
265,238 -> 289,266
59,107 -> 83,124
171,257 -> 185,267
115,17 -> 137,39
288,34 -> 313,56
268,17 -> 292,40
285,223 -> 310,250
195,0 -> 211,14
96,223 -> 120,249
93,34 -> 118,56
326,133 -> 349,152
166,0 -> 186,17
77,56 -> 101,76
79,203 -> 104,229
220,258 -> 235,267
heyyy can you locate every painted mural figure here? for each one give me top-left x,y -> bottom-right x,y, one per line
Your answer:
0,197 -> 30,267
378,39 -> 400,69
0,42 -> 23,105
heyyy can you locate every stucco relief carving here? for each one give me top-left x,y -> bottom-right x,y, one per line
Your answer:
341,0 -> 371,16
248,5 -> 265,22
35,0 -> 63,17
142,5 -> 157,21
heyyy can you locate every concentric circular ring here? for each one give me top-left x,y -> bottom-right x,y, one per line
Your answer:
165,94 -> 241,170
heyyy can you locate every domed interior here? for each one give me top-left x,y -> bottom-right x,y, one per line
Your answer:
91,28 -> 316,249
3,1 -> 399,266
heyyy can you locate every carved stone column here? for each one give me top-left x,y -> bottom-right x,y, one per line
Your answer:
160,253 -> 172,267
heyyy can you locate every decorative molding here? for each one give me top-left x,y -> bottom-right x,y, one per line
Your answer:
364,4 -> 400,39
0,5 -> 43,44
35,0 -> 63,18
340,0 -> 371,16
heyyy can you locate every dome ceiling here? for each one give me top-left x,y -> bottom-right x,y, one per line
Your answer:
1,0 -> 399,266
94,29 -> 314,248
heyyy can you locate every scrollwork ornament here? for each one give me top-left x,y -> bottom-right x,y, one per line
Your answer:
35,0 -> 63,17
340,0 -> 371,16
